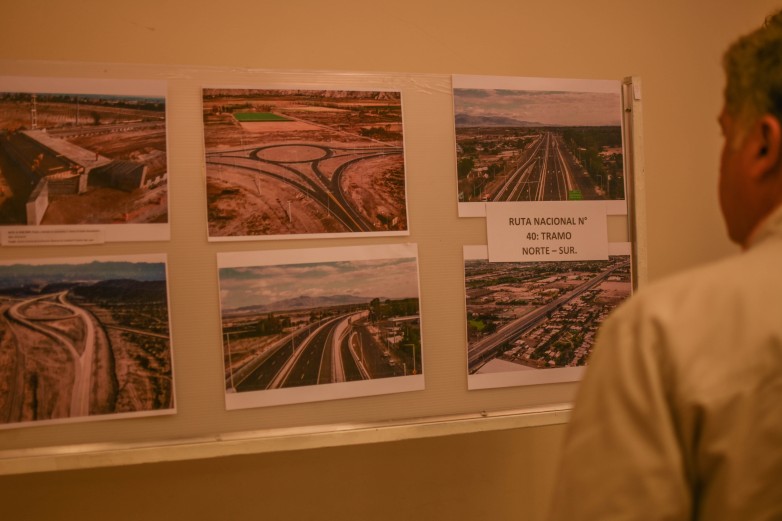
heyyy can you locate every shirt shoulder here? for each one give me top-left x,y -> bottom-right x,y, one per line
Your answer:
613,239 -> 781,326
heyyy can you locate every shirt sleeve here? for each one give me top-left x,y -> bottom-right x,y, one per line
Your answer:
546,302 -> 693,521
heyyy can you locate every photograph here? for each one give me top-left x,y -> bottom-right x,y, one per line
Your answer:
203,87 -> 409,240
217,244 -> 423,409
453,75 -> 626,217
0,77 -> 169,242
0,254 -> 175,428
464,244 -> 632,389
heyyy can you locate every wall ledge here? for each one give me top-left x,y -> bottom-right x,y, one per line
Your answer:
0,404 -> 571,476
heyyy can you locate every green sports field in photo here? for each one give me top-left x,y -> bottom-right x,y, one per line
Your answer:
234,112 -> 291,122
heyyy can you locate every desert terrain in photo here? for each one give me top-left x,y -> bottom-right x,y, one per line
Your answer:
203,89 -> 407,238
0,92 -> 168,226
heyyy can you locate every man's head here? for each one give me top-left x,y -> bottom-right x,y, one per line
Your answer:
719,10 -> 782,247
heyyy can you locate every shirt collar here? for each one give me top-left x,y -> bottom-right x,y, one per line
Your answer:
746,202 -> 782,249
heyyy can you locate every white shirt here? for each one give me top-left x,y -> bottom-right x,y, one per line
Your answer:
547,205 -> 782,520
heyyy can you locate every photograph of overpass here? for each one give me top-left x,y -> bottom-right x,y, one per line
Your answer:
453,75 -> 626,217
0,254 -> 174,428
0,77 -> 168,238
217,244 -> 423,409
203,88 -> 408,240
464,244 -> 631,389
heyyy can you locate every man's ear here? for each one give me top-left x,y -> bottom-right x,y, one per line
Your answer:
751,114 -> 782,179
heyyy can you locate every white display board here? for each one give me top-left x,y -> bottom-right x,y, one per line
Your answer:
0,59 -> 646,475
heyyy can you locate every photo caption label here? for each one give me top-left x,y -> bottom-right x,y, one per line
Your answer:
486,201 -> 608,262
1,228 -> 106,246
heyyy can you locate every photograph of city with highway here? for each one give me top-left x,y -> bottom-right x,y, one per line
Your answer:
453,76 -> 624,211
218,247 -> 422,407
0,255 -> 174,427
203,88 -> 408,239
0,79 -> 168,229
465,252 -> 631,378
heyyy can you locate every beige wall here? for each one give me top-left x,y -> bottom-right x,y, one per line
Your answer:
1,1 -> 779,519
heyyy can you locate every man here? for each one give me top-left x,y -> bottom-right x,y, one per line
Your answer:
548,11 -> 782,521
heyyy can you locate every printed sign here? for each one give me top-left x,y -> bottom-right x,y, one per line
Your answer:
486,201 -> 608,262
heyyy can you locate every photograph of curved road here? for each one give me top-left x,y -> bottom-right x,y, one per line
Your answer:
465,252 -> 631,375
0,255 -> 174,427
218,245 -> 422,408
453,75 -> 625,209
203,88 -> 408,239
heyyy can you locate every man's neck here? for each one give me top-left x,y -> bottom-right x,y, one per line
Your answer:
743,201 -> 782,249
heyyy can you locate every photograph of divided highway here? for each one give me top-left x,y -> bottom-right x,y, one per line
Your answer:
0,255 -> 174,427
465,250 -> 631,379
203,88 -> 408,239
0,78 -> 168,231
453,76 -> 624,212
218,245 -> 422,408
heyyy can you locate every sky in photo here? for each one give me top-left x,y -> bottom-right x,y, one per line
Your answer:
220,257 -> 419,310
454,88 -> 621,126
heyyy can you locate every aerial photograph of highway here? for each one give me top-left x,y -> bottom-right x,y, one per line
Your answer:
465,253 -> 631,375
202,88 -> 408,239
0,255 -> 174,427
453,76 -> 624,210
0,79 -> 168,229
218,247 -> 422,407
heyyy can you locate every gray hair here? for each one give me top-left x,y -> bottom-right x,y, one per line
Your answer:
723,10 -> 782,127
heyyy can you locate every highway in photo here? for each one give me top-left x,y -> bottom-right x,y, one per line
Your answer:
206,143 -> 403,233
231,312 -> 380,392
5,291 -> 105,418
492,132 -> 600,202
467,258 -> 631,371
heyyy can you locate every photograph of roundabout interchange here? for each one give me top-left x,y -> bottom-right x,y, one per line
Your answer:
203,89 -> 407,238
